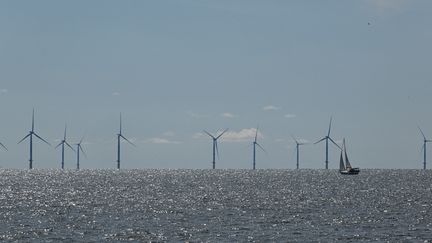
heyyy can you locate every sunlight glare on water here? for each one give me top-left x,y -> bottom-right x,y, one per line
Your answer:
0,169 -> 431,241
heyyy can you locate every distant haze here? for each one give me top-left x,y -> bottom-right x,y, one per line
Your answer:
0,1 -> 431,169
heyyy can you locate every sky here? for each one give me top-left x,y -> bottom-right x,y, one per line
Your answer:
0,0 -> 431,169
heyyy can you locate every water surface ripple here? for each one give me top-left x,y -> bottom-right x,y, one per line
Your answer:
0,169 -> 431,242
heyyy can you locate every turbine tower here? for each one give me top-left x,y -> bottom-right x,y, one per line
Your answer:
252,126 -> 266,170
55,124 -> 75,169
204,128 -> 228,169
314,117 -> 341,169
419,127 -> 432,170
75,137 -> 86,170
292,135 -> 306,169
18,109 -> 51,169
116,113 -> 135,169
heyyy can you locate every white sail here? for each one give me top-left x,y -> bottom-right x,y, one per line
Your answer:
339,150 -> 345,171
339,138 -> 360,175
344,140 -> 352,169
344,149 -> 352,169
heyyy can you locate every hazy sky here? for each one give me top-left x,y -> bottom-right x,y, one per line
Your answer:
0,0 -> 431,169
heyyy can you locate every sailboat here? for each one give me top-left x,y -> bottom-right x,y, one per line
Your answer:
339,138 -> 360,175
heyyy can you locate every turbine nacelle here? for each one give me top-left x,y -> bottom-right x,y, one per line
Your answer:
116,113 -> 135,169
315,116 -> 341,169
75,136 -> 87,170
253,127 -> 266,154
253,141 -> 267,153
204,128 -> 228,168
419,127 -> 432,144
419,126 -> 431,170
18,109 -> 50,169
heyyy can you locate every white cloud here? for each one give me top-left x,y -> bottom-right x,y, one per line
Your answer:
221,112 -> 236,118
0,89 -> 8,93
112,92 -> 120,96
221,128 -> 263,142
284,114 -> 297,119
145,137 -> 181,144
263,105 -> 281,111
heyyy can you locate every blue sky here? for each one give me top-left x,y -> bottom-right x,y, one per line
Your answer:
0,0 -> 431,169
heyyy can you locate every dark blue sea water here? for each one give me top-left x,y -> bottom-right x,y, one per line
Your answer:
0,169 -> 431,242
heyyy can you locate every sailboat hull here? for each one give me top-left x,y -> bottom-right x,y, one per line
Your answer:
340,168 -> 360,175
339,139 -> 360,175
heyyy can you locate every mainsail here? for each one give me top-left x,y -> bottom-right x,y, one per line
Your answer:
339,138 -> 360,174
344,139 -> 352,169
343,138 -> 352,170
345,147 -> 352,170
339,150 -> 345,171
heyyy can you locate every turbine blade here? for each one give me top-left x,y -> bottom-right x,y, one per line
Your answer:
254,126 -> 259,143
121,135 -> 136,147
256,142 -> 267,154
329,137 -> 342,150
18,133 -> 31,144
65,141 -> 75,151
216,128 -> 229,140
64,124 -> 67,140
119,113 -> 122,134
314,137 -> 326,144
34,133 -> 51,146
418,126 -> 427,140
79,145 -> 87,158
0,142 -> 7,151
327,116 -> 333,137
203,130 -> 215,139
79,136 -> 84,144
55,142 -> 63,149
32,108 -> 35,132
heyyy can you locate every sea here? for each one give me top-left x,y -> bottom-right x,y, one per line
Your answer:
0,169 -> 431,242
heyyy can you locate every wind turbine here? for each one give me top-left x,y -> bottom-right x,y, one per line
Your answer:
75,137 -> 86,170
292,135 -> 306,170
116,113 -> 135,169
204,128 -> 228,169
18,109 -> 51,169
419,127 -> 432,170
252,126 -> 266,170
55,124 -> 75,169
314,117 -> 341,169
